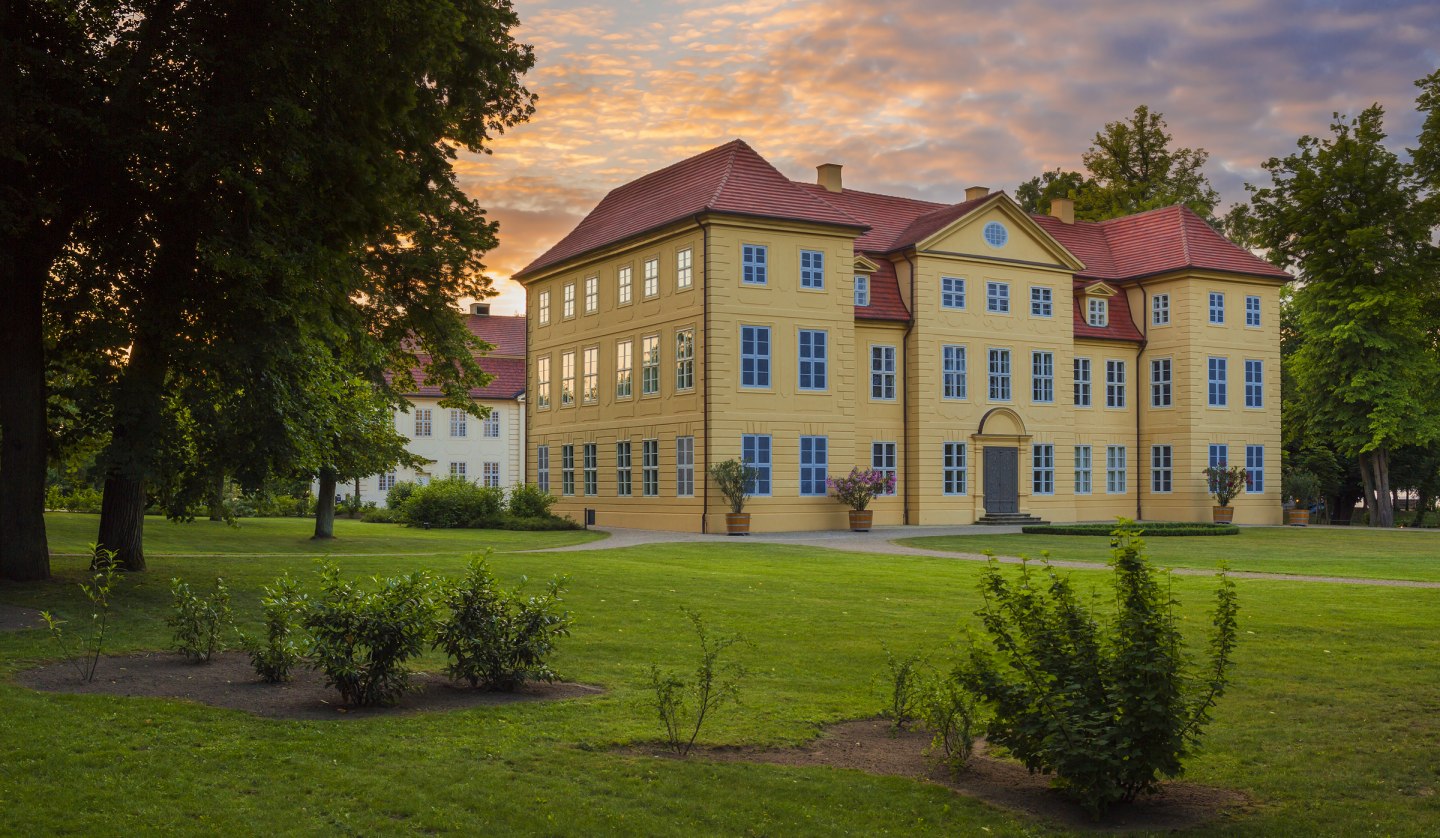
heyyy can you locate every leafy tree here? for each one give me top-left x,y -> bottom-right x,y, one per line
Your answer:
1078,105 -> 1221,221
1014,168 -> 1090,215
1243,105 -> 1440,527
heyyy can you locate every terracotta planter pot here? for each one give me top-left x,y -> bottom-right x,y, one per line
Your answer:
848,509 -> 874,532
1285,508 -> 1310,527
725,512 -> 750,536
1212,506 -> 1234,524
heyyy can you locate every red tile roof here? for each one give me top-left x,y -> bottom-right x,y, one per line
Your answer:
466,312 -> 525,356
885,195 -> 996,252
391,356 -> 525,401
856,255 -> 910,321
516,140 -> 866,279
1072,280 -> 1144,342
792,183 -> 946,251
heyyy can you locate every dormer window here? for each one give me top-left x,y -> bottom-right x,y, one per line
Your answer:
854,275 -> 869,306
1087,297 -> 1108,327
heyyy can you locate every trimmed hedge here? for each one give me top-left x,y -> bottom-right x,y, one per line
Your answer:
1022,522 -> 1239,537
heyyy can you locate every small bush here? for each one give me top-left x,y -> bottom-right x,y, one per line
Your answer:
361,505 -> 402,524
1023,521 -> 1238,536
433,554 -> 573,691
508,483 -> 558,518
493,513 -> 582,531
649,609 -> 745,756
304,563 -> 438,706
917,667 -> 981,775
242,575 -> 306,683
400,478 -> 505,528
40,547 -> 121,683
45,485 -> 104,513
385,481 -> 417,509
168,576 -> 232,663
880,645 -> 928,729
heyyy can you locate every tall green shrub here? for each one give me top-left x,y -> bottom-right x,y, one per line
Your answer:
400,478 -> 505,528
168,577 -> 233,663
433,554 -> 573,690
242,575 -> 307,683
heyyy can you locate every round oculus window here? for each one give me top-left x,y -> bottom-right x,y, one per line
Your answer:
983,221 -> 1009,248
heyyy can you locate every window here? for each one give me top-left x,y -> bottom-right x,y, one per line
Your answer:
536,446 -> 550,494
941,276 -> 966,310
538,290 -> 550,326
676,436 -> 695,497
1030,286 -> 1053,318
643,258 -> 659,298
561,351 -> 575,406
1105,445 -> 1127,493
854,275 -> 869,306
798,329 -> 827,391
676,248 -> 693,289
562,282 -> 575,318
641,335 -> 660,395
642,439 -> 658,497
482,462 -> 500,488
871,345 -> 896,400
582,346 -> 598,404
1151,445 -> 1173,493
561,445 -> 575,496
583,443 -> 597,496
450,461 -> 467,479
1245,295 -> 1261,327
483,411 -> 500,438
1087,297 -> 1108,327
800,249 -> 824,289
943,443 -> 967,495
1246,445 -> 1265,492
1152,293 -> 1170,325
414,408 -> 432,437
618,266 -> 632,304
1208,357 -> 1228,407
536,357 -> 551,410
799,436 -> 828,496
1032,444 -> 1055,494
1032,351 -> 1054,403
742,434 -> 771,495
615,440 -> 632,497
378,472 -> 397,492
983,221 -> 1008,248
1151,358 -> 1172,407
675,329 -> 695,391
615,340 -> 633,399
1244,359 -> 1263,407
742,245 -> 767,285
986,281 -> 1009,313
988,348 -> 1012,401
872,442 -> 897,494
584,275 -> 598,313
942,345 -> 967,400
450,409 -> 467,437
1208,444 -> 1228,493
1074,358 -> 1092,407
415,474 -> 431,487
1105,360 -> 1126,408
741,326 -> 770,388
1209,291 -> 1224,324
1074,445 -> 1092,494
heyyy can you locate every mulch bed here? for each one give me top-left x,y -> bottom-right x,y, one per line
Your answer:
0,603 -> 45,631
628,719 -> 1250,832
16,651 -> 603,721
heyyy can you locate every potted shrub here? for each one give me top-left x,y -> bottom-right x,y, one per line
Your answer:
1283,468 -> 1321,527
827,467 -> 896,532
710,459 -> 757,535
1202,465 -> 1248,524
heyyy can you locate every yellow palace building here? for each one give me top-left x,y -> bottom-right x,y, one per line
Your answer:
514,140 -> 1288,533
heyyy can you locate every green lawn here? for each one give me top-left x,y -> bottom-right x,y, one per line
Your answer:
1,516 -> 1437,835
898,526 -> 1440,582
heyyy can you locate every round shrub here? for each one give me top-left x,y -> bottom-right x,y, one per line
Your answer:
508,483 -> 557,518
386,481 -> 417,509
399,478 -> 504,528
1022,522 -> 1239,536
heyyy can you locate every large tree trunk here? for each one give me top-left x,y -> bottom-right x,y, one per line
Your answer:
0,251 -> 52,581
313,467 -> 337,539
96,336 -> 169,571
208,469 -> 225,521
1359,450 -> 1395,528
95,476 -> 147,570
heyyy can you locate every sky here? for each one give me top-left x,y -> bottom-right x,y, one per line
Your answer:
457,0 -> 1440,315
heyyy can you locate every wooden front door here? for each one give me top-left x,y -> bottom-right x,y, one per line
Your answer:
983,446 -> 1019,514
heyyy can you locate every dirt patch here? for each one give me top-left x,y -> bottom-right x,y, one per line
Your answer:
16,651 -> 603,720
629,719 -> 1249,832
0,603 -> 45,631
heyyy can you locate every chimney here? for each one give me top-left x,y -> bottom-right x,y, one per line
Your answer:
816,163 -> 843,193
469,302 -> 491,316
1049,197 -> 1075,224
965,186 -> 989,201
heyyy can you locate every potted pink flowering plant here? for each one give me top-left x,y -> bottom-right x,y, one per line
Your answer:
828,467 -> 896,532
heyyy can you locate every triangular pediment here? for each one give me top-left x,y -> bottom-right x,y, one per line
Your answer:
915,194 -> 1085,271
853,254 -> 881,273
1082,281 -> 1119,297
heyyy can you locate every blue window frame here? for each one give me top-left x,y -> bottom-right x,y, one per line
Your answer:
1151,445 -> 1173,493
1032,444 -> 1055,494
941,276 -> 966,309
740,326 -> 770,388
1209,291 -> 1225,324
798,329 -> 827,391
742,434 -> 771,496
988,348 -> 1011,401
943,442 -> 967,495
942,345 -> 967,400
1208,443 -> 1228,493
1245,295 -> 1261,327
986,281 -> 1010,313
1030,286 -> 1053,317
742,245 -> 767,285
1244,359 -> 1263,407
799,436 -> 828,496
1208,357 -> 1228,407
871,345 -> 896,400
1032,351 -> 1054,403
854,275 -> 869,306
1246,445 -> 1265,492
800,250 -> 824,289
872,442 -> 897,494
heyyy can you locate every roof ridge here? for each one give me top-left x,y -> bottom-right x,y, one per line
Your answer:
705,139 -> 745,208
793,180 -> 950,208
1177,205 -> 1193,265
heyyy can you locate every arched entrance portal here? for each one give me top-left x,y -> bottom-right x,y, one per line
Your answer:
973,408 -> 1031,515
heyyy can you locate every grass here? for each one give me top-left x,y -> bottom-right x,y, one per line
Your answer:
1,516 -> 1437,835
898,525 -> 1440,582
